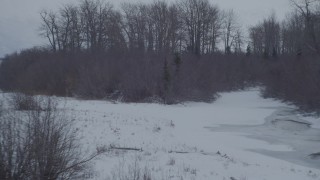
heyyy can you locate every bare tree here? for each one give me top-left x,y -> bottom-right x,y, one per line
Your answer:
40,10 -> 60,52
40,0 -> 126,54
104,10 -> 127,52
179,0 -> 220,55
168,4 -> 183,53
59,4 -> 83,53
249,25 -> 264,55
222,10 -> 238,54
80,0 -> 114,53
281,12 -> 304,55
206,5 -> 222,54
290,0 -> 320,54
121,3 -> 148,53
233,29 -> 243,54
249,13 -> 281,57
263,13 -> 281,57
150,1 -> 171,53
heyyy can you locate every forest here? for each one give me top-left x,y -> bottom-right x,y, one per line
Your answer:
1,0 -> 320,179
0,0 -> 319,110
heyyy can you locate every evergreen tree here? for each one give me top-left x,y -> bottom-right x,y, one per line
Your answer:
163,59 -> 172,103
225,46 -> 231,55
163,59 -> 171,91
272,47 -> 278,58
263,49 -> 269,59
174,53 -> 182,73
246,45 -> 251,56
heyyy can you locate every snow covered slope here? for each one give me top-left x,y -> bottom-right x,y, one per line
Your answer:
61,88 -> 320,180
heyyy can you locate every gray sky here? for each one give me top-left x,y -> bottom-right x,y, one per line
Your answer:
0,0 -> 291,57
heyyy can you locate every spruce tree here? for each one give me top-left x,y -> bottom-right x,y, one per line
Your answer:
163,59 -> 171,91
272,47 -> 278,58
174,53 -> 181,73
163,59 -> 171,103
246,45 -> 251,57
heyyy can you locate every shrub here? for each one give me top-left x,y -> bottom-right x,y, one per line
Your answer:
109,157 -> 152,180
0,96 -> 103,180
8,93 -> 40,111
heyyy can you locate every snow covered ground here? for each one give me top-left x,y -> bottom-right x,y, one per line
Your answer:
53,88 -> 320,180
1,88 -> 316,179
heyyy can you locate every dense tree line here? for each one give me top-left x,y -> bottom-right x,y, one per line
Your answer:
249,0 -> 320,57
0,0 -> 320,110
37,0 -> 241,55
262,55 -> 320,111
0,48 -> 258,103
247,0 -> 320,111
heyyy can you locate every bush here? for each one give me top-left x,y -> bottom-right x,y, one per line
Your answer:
9,93 -> 40,111
109,157 -> 152,180
0,96 -> 101,180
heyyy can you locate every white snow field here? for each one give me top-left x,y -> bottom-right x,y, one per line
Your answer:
61,89 -> 320,179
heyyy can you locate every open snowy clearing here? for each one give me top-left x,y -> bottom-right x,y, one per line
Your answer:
11,89 -> 320,180
60,88 -> 320,180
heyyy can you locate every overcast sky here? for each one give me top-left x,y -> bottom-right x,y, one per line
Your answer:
0,0 -> 291,57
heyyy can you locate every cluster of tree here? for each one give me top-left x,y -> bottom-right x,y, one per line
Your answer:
39,0 -> 242,56
0,48 -> 257,104
246,0 -> 320,111
1,2 -> 320,180
249,0 -> 320,57
0,0 -> 320,111
262,55 -> 320,112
